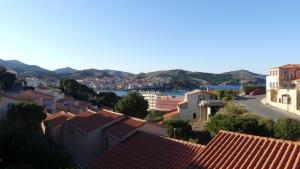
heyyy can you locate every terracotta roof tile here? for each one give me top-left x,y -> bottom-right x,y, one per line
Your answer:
64,110 -> 122,132
89,132 -> 205,169
43,111 -> 74,127
189,130 -> 300,169
104,117 -> 145,140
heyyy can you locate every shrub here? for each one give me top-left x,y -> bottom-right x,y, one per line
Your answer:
274,118 -> 300,141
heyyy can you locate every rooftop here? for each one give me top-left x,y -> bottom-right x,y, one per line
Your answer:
89,130 -> 300,169
271,64 -> 300,70
104,117 -> 145,140
65,110 -> 122,132
189,130 -> 300,169
44,111 -> 74,127
89,131 -> 205,169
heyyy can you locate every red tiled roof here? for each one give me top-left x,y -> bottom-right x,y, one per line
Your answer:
89,130 -> 300,169
188,130 -> 300,169
104,117 -> 145,140
44,111 -> 74,127
65,110 -> 122,132
272,64 -> 300,70
89,132 -> 205,169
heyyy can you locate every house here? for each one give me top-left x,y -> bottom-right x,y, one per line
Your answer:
155,96 -> 183,112
89,130 -> 300,169
178,90 -> 222,121
35,85 -> 65,101
16,90 -> 55,113
43,109 -> 167,168
61,110 -> 123,167
266,64 -> 300,116
55,97 -> 90,115
43,111 -> 75,145
103,117 -> 145,150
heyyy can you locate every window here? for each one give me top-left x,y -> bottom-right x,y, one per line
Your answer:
282,95 -> 291,104
193,113 -> 196,119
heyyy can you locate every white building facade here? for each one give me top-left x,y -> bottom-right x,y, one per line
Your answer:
266,64 -> 300,116
178,90 -> 217,121
139,91 -> 161,110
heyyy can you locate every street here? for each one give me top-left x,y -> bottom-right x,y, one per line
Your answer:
235,95 -> 300,120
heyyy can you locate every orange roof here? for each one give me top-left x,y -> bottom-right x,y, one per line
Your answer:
188,130 -> 300,169
17,90 -> 53,101
44,111 -> 74,127
104,117 -> 145,140
89,130 -> 300,169
89,132 -> 205,169
272,64 -> 300,70
65,110 -> 122,132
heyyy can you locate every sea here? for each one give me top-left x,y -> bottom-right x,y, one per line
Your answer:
98,85 -> 241,97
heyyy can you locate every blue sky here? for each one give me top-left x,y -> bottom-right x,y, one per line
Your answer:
0,0 -> 299,74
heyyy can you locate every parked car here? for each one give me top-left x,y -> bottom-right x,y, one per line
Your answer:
250,89 -> 265,95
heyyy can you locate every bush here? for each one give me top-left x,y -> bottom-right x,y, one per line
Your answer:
217,103 -> 248,115
163,120 -> 192,140
274,118 -> 300,141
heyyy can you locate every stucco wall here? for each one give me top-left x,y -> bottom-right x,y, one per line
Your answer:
267,89 -> 300,116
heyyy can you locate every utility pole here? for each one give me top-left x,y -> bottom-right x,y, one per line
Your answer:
240,74 -> 243,96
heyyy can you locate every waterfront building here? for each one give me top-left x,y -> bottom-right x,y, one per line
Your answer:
139,91 -> 161,110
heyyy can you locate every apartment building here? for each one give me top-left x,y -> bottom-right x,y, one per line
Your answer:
178,90 -> 223,121
139,91 -> 161,110
266,64 -> 300,116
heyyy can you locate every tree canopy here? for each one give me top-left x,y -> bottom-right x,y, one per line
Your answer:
0,102 -> 74,169
205,103 -> 300,141
115,92 -> 148,119
0,66 -> 16,89
59,78 -> 119,108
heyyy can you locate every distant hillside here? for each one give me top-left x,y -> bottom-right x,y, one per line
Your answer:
138,69 -> 265,89
0,59 -> 51,74
101,69 -> 134,78
54,67 -> 78,74
0,59 -> 266,89
69,69 -> 113,79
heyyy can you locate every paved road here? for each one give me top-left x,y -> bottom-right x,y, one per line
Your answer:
235,95 -> 300,120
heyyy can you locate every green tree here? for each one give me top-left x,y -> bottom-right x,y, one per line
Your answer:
0,67 -> 16,89
0,102 -> 75,169
115,92 -> 148,119
274,118 -> 300,141
163,120 -> 192,140
91,92 -> 120,108
59,78 -> 95,101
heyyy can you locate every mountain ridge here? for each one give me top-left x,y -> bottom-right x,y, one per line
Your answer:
0,59 -> 266,87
